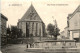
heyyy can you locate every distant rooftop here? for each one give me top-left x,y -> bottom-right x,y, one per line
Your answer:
1,13 -> 8,21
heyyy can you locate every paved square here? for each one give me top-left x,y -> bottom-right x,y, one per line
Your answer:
1,44 -> 34,53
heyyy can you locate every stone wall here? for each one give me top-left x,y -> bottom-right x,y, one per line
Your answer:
18,21 -> 45,37
1,18 -> 7,36
34,41 -> 76,48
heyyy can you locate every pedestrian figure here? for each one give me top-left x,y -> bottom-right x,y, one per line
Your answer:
26,44 -> 28,48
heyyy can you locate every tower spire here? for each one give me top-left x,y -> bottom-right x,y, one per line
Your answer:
31,2 -> 32,5
52,16 -> 57,28
54,19 -> 57,28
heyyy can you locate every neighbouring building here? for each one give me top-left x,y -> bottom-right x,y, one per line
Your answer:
64,27 -> 68,38
60,31 -> 65,39
67,5 -> 80,42
17,4 -> 45,40
1,14 -> 8,46
64,27 -> 69,39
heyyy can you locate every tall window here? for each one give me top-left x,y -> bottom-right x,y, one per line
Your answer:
26,22 -> 29,37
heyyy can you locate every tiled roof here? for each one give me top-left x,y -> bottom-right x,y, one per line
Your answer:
68,5 -> 80,19
20,4 -> 43,23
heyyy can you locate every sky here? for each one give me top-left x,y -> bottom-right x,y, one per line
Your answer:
1,0 -> 80,32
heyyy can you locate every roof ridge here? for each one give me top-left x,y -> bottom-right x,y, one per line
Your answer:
20,4 -> 44,23
68,4 -> 80,19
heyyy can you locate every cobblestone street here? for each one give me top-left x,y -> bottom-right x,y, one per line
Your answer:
1,44 -> 80,53
1,44 -> 33,53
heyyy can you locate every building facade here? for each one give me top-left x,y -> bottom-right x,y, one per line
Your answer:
60,31 -> 65,39
67,5 -> 80,42
1,14 -> 8,46
17,4 -> 45,38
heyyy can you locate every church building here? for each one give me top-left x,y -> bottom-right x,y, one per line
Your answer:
17,4 -> 45,38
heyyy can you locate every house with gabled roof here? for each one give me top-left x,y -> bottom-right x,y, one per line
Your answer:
67,5 -> 80,42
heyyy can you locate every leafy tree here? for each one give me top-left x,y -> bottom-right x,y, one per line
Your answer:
47,24 -> 55,37
7,27 -> 11,44
53,27 -> 60,40
11,26 -> 23,38
47,23 -> 60,40
17,29 -> 23,38
6,26 -> 23,44
7,27 -> 11,37
11,26 -> 18,39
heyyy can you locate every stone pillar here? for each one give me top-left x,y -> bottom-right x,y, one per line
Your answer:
29,22 -> 33,35
29,22 -> 31,34
70,31 -> 73,40
37,23 -> 40,36
41,23 -> 43,37
39,23 -> 41,40
32,22 -> 34,34
21,22 -> 26,37
29,22 -> 30,37
36,23 -> 38,36
33,22 -> 36,36
35,23 -> 37,36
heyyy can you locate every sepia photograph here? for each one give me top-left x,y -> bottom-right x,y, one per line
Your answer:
0,0 -> 80,53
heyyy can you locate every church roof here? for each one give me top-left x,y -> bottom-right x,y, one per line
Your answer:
68,5 -> 80,19
20,4 -> 43,23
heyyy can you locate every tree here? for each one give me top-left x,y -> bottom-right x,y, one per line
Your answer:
11,26 -> 23,38
53,27 -> 60,40
47,23 -> 60,40
11,26 -> 18,39
47,23 -> 55,37
7,27 -> 11,37
17,29 -> 23,38
6,26 -> 23,44
7,27 -> 11,44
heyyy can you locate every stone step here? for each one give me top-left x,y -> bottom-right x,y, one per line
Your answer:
26,48 -> 80,53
